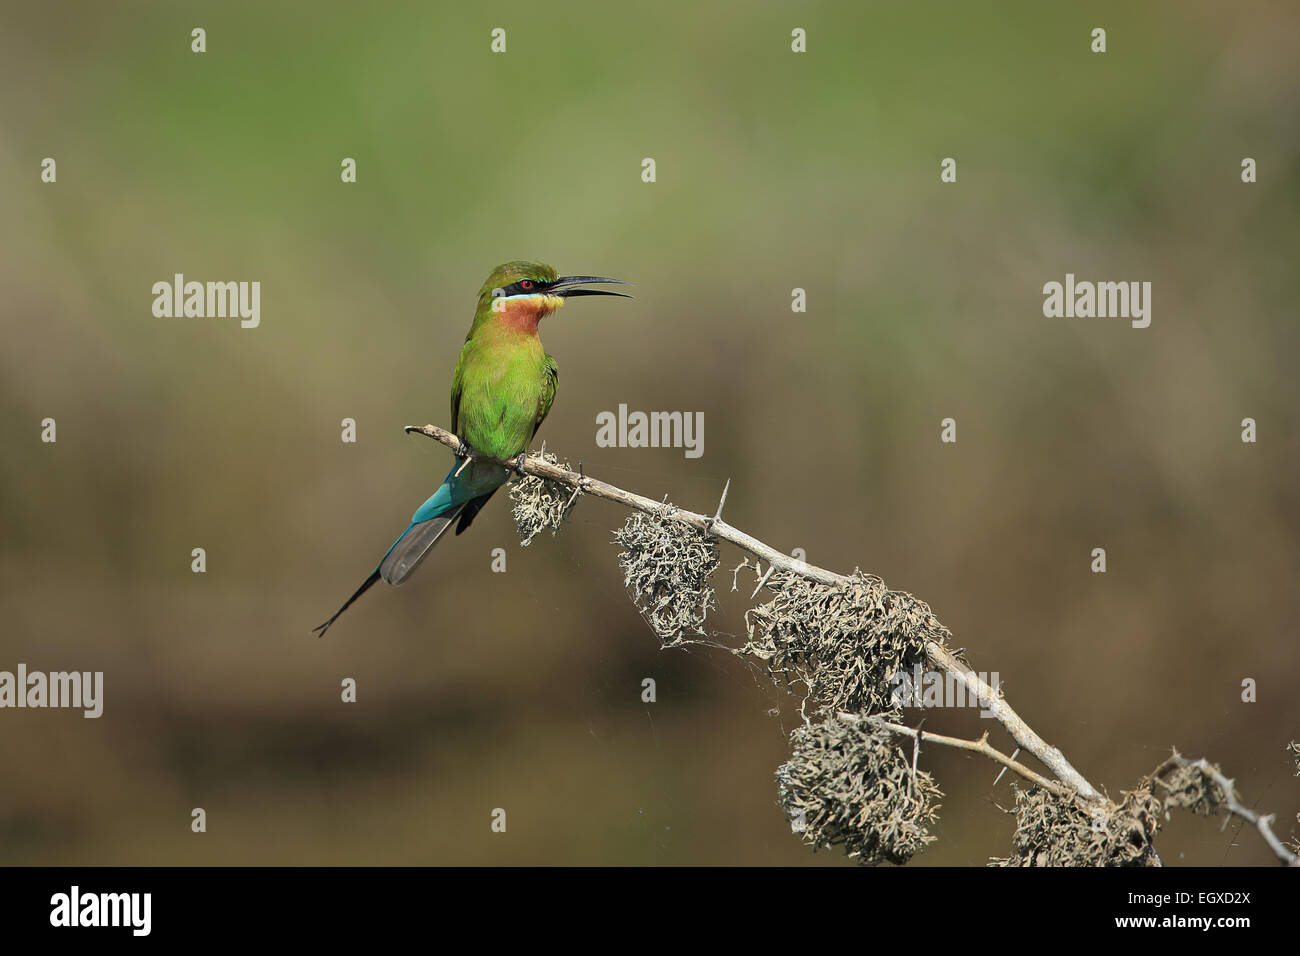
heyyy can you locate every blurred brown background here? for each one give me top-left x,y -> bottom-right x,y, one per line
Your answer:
0,0 -> 1297,864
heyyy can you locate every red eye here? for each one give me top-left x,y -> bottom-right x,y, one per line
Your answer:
520,279 -> 534,290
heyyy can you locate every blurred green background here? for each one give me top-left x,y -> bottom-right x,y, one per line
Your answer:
1,0 -> 1297,865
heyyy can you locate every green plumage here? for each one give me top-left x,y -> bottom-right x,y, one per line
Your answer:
451,315 -> 557,461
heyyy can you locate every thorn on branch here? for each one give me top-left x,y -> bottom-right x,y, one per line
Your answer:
705,478 -> 730,532
992,747 -> 1021,790
563,462 -> 585,512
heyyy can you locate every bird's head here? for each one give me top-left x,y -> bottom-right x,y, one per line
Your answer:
475,260 -> 630,331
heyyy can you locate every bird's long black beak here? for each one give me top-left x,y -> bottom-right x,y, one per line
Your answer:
547,276 -> 633,298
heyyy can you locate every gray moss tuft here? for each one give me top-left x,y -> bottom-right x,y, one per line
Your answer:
508,452 -> 576,546
777,714 -> 942,866
1158,761 -> 1230,818
991,785 -> 1162,867
613,507 -> 719,646
743,569 -> 950,715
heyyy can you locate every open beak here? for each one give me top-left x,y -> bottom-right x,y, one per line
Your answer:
547,275 -> 633,299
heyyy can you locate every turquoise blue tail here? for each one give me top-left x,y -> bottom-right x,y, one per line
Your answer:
312,461 -> 506,636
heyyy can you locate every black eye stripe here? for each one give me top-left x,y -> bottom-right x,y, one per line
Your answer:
501,278 -> 545,295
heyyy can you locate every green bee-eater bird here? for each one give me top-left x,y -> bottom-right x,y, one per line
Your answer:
313,261 -> 629,636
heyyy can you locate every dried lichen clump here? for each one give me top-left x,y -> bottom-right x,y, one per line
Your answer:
777,715 -> 942,866
991,785 -> 1162,867
613,507 -> 719,645
1156,760 -> 1230,818
508,452 -> 575,546
743,569 -> 950,715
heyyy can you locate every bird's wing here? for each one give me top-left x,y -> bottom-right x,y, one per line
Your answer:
450,343 -> 469,437
534,353 -> 558,438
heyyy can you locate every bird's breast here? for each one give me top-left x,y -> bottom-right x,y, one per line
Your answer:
456,339 -> 549,458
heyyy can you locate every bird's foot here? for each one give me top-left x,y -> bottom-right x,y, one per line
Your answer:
512,451 -> 529,476
453,440 -> 477,478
